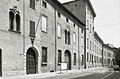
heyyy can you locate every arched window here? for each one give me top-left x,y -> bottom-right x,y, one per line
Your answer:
65,30 -> 67,44
9,11 -> 14,30
68,31 -> 70,45
16,14 -> 20,32
9,9 -> 21,33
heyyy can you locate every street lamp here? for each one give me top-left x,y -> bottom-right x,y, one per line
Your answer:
30,36 -> 35,46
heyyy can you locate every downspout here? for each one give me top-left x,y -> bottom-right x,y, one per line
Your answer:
23,0 -> 26,74
84,27 -> 87,69
102,44 -> 104,67
54,9 -> 57,72
78,26 -> 80,70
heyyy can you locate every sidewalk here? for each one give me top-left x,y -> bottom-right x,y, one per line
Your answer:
0,67 -> 110,79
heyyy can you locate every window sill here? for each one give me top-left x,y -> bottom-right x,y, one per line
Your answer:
58,63 -> 61,66
57,36 -> 62,39
9,29 -> 21,34
41,62 -> 47,66
29,34 -> 35,38
42,30 -> 47,34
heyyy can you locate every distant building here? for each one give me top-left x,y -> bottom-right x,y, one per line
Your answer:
63,0 -> 96,69
94,32 -> 103,67
103,44 -> 114,66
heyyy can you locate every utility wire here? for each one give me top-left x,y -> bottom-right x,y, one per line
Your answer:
96,23 -> 120,27
95,23 -> 120,28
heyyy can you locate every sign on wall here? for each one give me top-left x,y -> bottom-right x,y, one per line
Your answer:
61,63 -> 67,70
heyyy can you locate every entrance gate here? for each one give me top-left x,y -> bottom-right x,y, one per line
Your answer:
65,50 -> 71,70
26,48 -> 38,74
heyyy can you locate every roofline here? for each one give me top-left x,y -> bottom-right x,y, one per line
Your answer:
94,31 -> 103,43
45,0 -> 86,27
103,44 -> 113,50
87,0 -> 96,17
62,0 -> 96,17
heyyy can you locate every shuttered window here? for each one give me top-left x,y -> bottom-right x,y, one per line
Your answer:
42,47 -> 47,63
41,15 -> 47,32
30,21 -> 35,37
30,0 -> 35,9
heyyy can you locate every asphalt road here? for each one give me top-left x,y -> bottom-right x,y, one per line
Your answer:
104,71 -> 120,79
41,71 -> 120,79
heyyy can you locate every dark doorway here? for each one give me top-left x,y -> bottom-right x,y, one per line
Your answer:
0,49 -> 2,76
65,50 -> 71,70
26,47 -> 38,74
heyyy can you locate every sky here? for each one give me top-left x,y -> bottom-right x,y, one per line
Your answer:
59,0 -> 120,47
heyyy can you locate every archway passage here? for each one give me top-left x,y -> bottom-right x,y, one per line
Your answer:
26,47 -> 38,74
65,50 -> 71,70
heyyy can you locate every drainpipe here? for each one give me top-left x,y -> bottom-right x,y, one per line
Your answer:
78,26 -> 80,70
23,0 -> 26,74
84,27 -> 87,69
54,9 -> 57,72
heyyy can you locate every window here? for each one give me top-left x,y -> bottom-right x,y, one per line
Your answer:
74,53 -> 77,65
90,54 -> 91,62
42,47 -> 47,64
92,55 -> 93,64
68,31 -> 70,45
58,50 -> 62,65
73,24 -> 75,27
30,0 -> 35,9
90,41 -> 91,50
9,11 -> 14,31
73,32 -> 76,43
90,24 -> 91,33
87,53 -> 89,62
42,0 -> 47,8
87,39 -> 89,48
30,20 -> 35,37
16,14 -> 20,32
57,24 -> 61,38
58,12 -> 61,18
66,18 -> 69,23
9,10 -> 21,33
82,55 -> 84,65
65,30 -> 70,45
87,20 -> 89,28
41,15 -> 47,32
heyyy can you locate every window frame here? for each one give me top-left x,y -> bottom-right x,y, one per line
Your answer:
58,50 -> 62,65
29,20 -> 35,37
73,53 -> 77,65
41,15 -> 48,33
30,0 -> 35,10
57,23 -> 62,38
41,47 -> 47,66
73,32 -> 76,44
42,0 -> 47,8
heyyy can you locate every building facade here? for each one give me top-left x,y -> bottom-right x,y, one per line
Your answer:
94,32 -> 103,67
63,0 -> 96,69
0,0 -> 85,77
103,44 -> 114,66
0,0 -> 115,77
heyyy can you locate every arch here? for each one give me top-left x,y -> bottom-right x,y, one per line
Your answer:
16,14 -> 20,32
26,47 -> 38,74
64,50 -> 71,70
9,11 -> 14,30
24,44 -> 40,74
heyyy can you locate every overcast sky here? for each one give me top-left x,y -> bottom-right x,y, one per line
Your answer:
59,0 -> 120,47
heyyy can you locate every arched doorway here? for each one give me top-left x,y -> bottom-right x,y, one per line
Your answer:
26,47 -> 38,74
65,50 -> 71,70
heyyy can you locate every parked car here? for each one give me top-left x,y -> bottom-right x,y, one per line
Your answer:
114,65 -> 120,71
